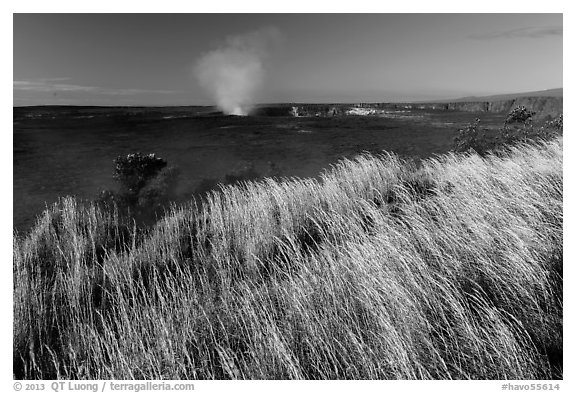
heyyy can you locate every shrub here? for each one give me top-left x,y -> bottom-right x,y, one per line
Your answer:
454,110 -> 562,155
545,114 -> 563,131
498,112 -> 562,149
505,105 -> 536,125
453,118 -> 488,154
113,153 -> 168,200
99,153 -> 180,226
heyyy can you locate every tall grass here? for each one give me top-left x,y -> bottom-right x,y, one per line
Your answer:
13,138 -> 563,379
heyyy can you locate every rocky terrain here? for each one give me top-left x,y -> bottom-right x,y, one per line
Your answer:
253,96 -> 562,120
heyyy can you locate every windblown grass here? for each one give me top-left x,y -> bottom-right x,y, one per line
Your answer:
13,138 -> 563,379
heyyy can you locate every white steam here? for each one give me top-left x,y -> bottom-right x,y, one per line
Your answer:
194,27 -> 281,116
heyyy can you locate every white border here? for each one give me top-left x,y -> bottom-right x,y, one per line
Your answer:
4,3 -> 572,393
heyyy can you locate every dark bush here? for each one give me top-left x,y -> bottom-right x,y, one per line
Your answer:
454,110 -> 562,155
505,105 -> 536,125
453,118 -> 488,154
113,153 -> 167,200
545,114 -> 563,131
98,153 -> 180,226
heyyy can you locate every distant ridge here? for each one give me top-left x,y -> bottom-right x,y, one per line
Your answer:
441,88 -> 563,103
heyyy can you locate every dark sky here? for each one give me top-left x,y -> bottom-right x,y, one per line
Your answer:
13,13 -> 563,106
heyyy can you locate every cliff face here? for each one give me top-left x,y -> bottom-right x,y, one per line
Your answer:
253,97 -> 562,120
446,97 -> 562,119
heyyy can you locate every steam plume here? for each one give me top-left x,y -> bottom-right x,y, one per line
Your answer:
194,27 -> 281,116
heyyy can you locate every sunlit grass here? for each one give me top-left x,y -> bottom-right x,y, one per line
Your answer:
13,138 -> 562,379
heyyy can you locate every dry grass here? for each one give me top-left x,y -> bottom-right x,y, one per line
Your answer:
13,137 -> 563,379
